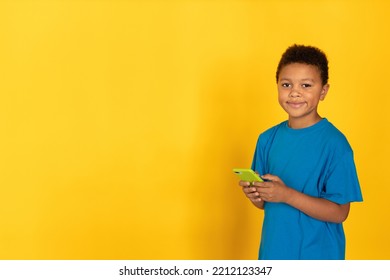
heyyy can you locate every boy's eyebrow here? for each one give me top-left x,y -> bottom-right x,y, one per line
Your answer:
279,78 -> 315,82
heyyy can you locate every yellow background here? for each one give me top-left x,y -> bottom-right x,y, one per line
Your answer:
0,0 -> 389,259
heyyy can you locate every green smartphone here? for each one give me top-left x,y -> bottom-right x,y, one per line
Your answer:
233,168 -> 263,183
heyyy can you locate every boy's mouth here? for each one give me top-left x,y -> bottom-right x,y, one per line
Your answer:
287,101 -> 306,109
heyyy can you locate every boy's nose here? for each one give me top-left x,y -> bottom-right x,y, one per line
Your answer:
289,87 -> 302,97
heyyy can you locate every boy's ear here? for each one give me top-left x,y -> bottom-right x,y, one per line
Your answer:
320,84 -> 330,100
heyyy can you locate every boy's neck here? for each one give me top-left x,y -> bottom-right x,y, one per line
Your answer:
288,114 -> 323,129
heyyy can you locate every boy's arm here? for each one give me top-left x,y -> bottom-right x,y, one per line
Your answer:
255,174 -> 350,223
285,188 -> 350,223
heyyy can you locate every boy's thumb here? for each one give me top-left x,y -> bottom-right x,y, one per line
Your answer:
261,174 -> 278,182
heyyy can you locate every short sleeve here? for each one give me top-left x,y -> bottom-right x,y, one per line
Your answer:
251,135 -> 261,172
320,151 -> 363,204
251,133 -> 268,176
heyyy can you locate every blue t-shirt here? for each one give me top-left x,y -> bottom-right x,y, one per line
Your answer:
251,118 -> 363,260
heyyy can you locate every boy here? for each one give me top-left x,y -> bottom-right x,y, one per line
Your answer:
239,44 -> 363,259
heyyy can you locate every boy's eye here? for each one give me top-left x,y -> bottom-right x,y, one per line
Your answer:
281,83 -> 291,88
302,84 -> 312,88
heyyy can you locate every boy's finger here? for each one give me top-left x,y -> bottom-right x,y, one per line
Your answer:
253,181 -> 265,187
261,174 -> 279,181
243,187 -> 256,194
239,180 -> 250,187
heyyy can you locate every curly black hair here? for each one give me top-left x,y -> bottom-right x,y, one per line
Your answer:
276,44 -> 329,85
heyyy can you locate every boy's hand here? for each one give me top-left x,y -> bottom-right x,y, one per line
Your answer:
239,180 -> 263,208
254,174 -> 291,203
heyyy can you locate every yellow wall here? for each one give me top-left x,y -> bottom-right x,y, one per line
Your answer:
0,0 -> 389,259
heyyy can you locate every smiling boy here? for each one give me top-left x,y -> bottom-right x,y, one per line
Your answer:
239,45 -> 363,259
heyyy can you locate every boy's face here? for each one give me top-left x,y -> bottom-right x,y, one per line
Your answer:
277,63 -> 329,128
